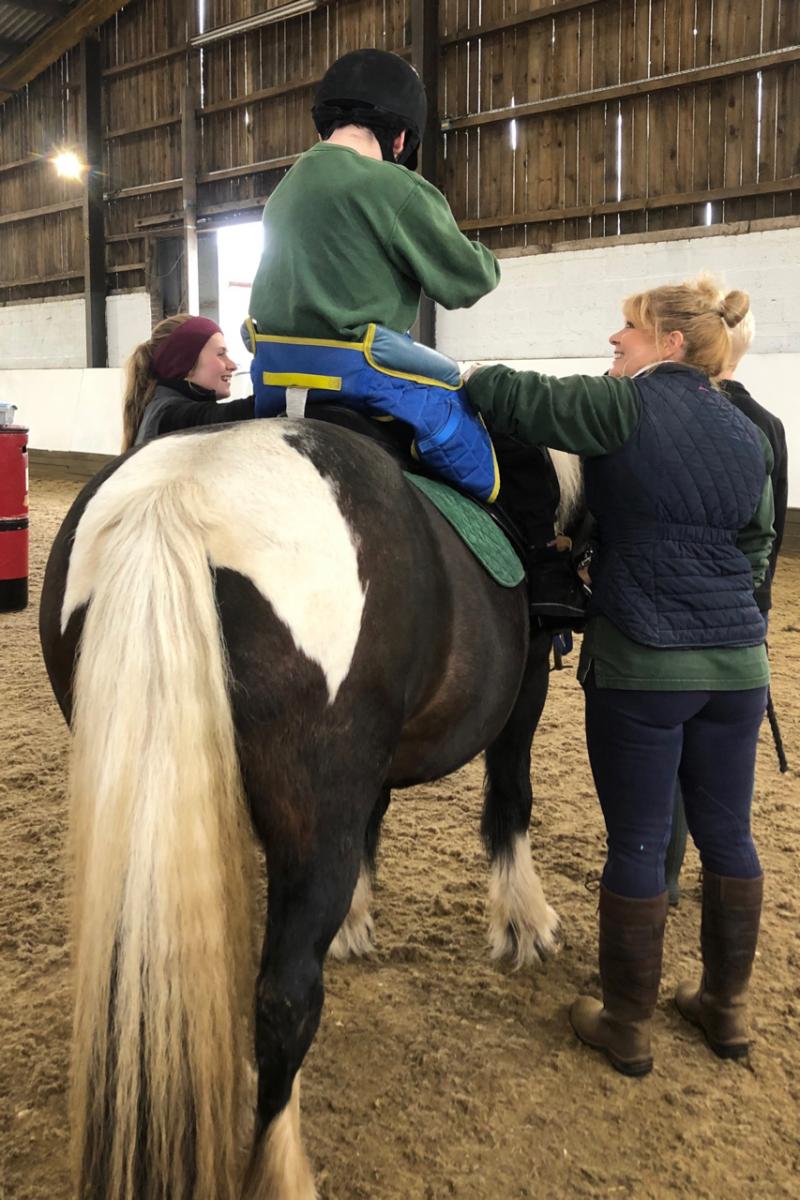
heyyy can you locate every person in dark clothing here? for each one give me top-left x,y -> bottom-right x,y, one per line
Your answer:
720,312 -> 787,611
466,275 -> 774,1078
665,307 -> 788,903
121,314 -> 255,450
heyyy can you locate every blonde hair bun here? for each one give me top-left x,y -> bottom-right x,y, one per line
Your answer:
720,289 -> 750,329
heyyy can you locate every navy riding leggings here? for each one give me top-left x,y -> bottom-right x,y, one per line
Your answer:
583,674 -> 766,898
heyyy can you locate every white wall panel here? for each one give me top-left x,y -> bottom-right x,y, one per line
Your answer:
106,293 -> 152,367
438,226 -> 800,362
5,369 -> 123,454
0,291 -> 151,369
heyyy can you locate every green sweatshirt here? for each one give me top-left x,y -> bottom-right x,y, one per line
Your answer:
467,364 -> 774,691
248,142 -> 500,342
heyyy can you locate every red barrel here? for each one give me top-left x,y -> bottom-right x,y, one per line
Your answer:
0,423 -> 29,611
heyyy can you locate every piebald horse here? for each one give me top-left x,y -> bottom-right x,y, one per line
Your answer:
39,415 -> 581,1200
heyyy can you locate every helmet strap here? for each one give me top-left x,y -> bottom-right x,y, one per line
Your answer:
375,126 -> 402,162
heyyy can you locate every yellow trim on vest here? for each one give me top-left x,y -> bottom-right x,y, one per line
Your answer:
486,436 -> 501,504
253,331 -> 366,351
362,324 -> 463,391
263,371 -> 342,391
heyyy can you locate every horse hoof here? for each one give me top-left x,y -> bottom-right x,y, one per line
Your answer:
524,905 -> 562,965
533,909 -> 564,959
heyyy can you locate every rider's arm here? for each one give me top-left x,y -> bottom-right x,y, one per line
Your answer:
388,177 -> 500,310
466,365 -> 640,456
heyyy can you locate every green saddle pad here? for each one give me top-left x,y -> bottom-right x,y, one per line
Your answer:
404,473 -> 525,588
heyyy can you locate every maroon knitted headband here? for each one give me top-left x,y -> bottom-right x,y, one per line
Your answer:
151,316 -> 223,382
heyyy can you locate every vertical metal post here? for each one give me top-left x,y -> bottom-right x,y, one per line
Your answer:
80,36 -> 107,367
182,0 -> 200,312
411,0 -> 440,349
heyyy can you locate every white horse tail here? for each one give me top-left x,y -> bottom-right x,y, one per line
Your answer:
549,447 -> 584,530
66,474 -> 254,1200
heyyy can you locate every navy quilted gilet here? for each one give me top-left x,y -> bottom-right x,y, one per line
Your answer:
584,364 -> 767,649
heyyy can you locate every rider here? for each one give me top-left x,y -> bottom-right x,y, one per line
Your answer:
246,47 -> 585,625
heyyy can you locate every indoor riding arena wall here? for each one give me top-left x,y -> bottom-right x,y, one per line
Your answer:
3,236 -> 800,1200
5,222 -> 800,514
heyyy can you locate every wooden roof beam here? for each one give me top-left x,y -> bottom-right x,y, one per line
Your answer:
0,0 -> 128,95
441,46 -> 800,130
3,0 -> 66,16
0,34 -> 27,55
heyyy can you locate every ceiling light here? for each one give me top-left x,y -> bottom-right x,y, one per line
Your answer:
51,150 -> 86,180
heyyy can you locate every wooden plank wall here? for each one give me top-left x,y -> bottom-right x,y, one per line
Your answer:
440,0 -> 800,250
1,0 -> 799,303
102,0 -> 188,291
196,0 -> 410,219
0,53 -> 84,301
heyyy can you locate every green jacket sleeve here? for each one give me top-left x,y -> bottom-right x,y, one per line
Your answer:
467,365 -> 641,456
388,179 -> 500,309
737,433 -> 776,588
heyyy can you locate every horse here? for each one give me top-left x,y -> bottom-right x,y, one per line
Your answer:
38,413 -> 582,1200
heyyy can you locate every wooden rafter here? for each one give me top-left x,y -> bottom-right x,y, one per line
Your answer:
440,0 -> 607,47
441,46 -> 800,130
0,34 -> 27,55
80,35 -> 107,366
3,0 -> 66,17
458,177 -> 800,233
0,198 -> 82,225
0,0 -> 129,95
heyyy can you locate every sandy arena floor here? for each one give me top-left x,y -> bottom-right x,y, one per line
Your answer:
2,477 -> 799,1200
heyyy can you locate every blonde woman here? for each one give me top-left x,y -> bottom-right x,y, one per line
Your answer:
467,276 -> 774,1077
121,314 -> 254,451
665,306 -> 788,904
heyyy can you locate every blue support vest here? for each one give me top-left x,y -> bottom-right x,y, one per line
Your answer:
244,321 -> 500,503
585,364 -> 767,649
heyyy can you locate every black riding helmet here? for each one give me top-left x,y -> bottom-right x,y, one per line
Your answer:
312,48 -> 427,171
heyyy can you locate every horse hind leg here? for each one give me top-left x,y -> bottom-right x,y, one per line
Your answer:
328,784 -> 390,961
244,799 -> 374,1200
483,628 -> 561,968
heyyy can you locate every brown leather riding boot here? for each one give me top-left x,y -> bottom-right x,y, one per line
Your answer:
675,871 -> 763,1059
570,887 -> 668,1077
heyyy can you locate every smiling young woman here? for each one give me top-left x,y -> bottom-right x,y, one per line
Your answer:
121,314 -> 255,451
